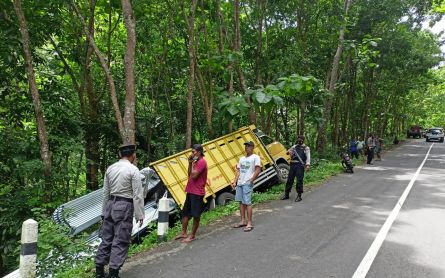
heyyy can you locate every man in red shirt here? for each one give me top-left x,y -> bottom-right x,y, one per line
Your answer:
175,144 -> 208,243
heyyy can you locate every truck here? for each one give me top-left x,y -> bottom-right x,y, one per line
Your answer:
52,125 -> 290,240
407,125 -> 423,138
151,125 -> 290,208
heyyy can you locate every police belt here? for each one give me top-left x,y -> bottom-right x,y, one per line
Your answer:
290,160 -> 305,164
111,195 -> 133,203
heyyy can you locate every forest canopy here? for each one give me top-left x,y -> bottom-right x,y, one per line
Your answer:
0,0 -> 444,274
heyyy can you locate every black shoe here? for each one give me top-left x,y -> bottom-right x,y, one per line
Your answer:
109,269 -> 120,278
295,194 -> 302,202
280,194 -> 289,200
96,265 -> 105,278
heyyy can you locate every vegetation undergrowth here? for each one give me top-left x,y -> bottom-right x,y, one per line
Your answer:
54,159 -> 343,277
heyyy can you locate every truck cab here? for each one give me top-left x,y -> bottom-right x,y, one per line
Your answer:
254,129 -> 290,183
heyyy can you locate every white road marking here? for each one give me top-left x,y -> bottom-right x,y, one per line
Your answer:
352,143 -> 434,278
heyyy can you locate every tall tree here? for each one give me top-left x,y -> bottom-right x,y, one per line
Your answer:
13,0 -> 52,182
316,0 -> 351,153
183,0 -> 198,148
234,0 -> 257,124
121,0 -> 137,145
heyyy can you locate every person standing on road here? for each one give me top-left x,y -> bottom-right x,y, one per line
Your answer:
95,144 -> 145,278
366,134 -> 376,165
356,136 -> 365,161
231,141 -> 261,232
281,135 -> 311,202
175,144 -> 208,243
375,136 -> 384,161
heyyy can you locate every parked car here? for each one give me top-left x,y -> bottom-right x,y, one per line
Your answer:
407,125 -> 423,138
425,127 -> 444,142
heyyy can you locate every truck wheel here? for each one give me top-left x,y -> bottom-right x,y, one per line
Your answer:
216,192 -> 235,206
277,163 -> 290,183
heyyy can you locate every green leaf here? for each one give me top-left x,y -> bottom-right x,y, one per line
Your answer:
227,105 -> 240,116
255,91 -> 272,104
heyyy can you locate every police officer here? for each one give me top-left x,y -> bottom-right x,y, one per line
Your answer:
281,135 -> 311,202
95,144 -> 145,278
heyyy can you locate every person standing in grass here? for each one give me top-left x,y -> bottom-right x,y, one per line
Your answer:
231,141 -> 261,232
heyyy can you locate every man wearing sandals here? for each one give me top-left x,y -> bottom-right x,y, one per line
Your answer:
175,144 -> 208,243
231,141 -> 261,232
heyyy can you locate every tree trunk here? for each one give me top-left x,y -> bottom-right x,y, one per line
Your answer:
234,0 -> 256,124
254,0 -> 264,85
184,0 -> 198,148
299,101 -> 306,136
121,0 -> 137,145
72,2 -> 125,141
195,2 -> 214,138
362,68 -> 376,139
332,97 -> 340,147
228,67 -> 234,133
13,0 -> 52,184
280,107 -> 290,144
84,0 -> 100,191
316,0 -> 351,153
215,0 -> 225,55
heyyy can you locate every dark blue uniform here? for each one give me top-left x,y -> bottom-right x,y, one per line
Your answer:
283,144 -> 310,201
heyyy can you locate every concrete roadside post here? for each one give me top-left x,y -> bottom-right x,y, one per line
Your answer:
157,197 -> 170,242
20,219 -> 38,278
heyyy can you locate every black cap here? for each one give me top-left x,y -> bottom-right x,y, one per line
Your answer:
244,141 -> 255,147
297,135 -> 305,140
192,144 -> 204,156
119,143 -> 136,156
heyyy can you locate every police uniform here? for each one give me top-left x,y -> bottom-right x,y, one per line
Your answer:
95,144 -> 144,278
282,143 -> 311,202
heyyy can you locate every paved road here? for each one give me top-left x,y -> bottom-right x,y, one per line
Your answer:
122,140 -> 445,278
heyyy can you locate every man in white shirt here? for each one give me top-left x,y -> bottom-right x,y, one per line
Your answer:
231,141 -> 261,232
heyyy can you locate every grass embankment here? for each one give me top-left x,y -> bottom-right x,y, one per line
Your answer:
57,160 -> 344,277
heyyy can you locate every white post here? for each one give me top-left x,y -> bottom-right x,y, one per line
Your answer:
20,219 -> 38,278
157,197 -> 170,242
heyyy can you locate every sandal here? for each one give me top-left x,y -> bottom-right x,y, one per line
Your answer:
233,223 -> 247,228
181,236 -> 195,243
175,234 -> 188,240
243,226 -> 254,232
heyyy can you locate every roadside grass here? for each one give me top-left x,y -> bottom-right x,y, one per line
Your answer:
55,160 -> 344,277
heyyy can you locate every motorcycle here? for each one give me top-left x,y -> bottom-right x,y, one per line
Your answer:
340,152 -> 354,173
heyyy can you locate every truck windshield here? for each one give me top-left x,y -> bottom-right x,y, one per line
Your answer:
259,135 -> 274,146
